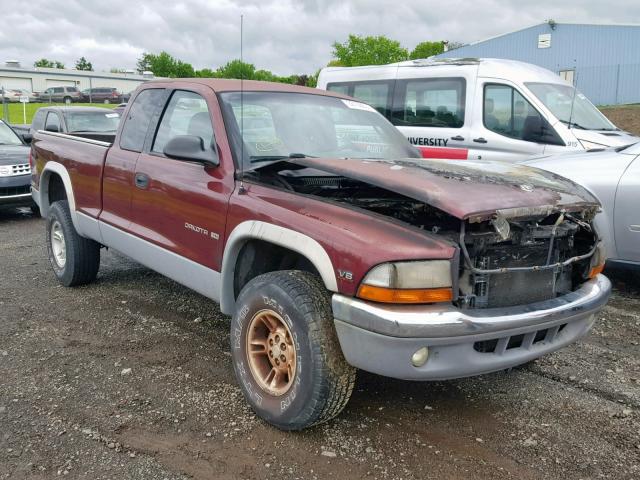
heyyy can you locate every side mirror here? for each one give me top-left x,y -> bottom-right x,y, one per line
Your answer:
45,125 -> 59,133
21,133 -> 32,144
163,135 -> 219,166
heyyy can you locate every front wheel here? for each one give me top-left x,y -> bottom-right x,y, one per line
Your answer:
46,200 -> 100,286
231,270 -> 356,430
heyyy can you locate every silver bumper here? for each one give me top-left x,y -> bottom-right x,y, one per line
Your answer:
332,275 -> 611,380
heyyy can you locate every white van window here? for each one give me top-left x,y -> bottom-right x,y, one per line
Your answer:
392,78 -> 465,128
525,82 -> 616,131
326,81 -> 392,117
484,84 -> 544,141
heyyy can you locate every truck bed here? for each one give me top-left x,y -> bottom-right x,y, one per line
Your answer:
32,130 -> 111,218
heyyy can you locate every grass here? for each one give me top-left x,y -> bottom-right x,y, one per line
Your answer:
0,102 -> 119,125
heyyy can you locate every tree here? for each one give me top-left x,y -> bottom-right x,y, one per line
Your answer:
213,59 -> 256,79
331,35 -> 408,67
136,51 -> 195,77
173,59 -> 195,78
409,41 -> 444,60
34,58 -> 64,69
75,56 -> 93,71
136,52 -> 152,74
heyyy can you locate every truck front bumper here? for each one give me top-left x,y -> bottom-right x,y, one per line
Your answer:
332,275 -> 611,380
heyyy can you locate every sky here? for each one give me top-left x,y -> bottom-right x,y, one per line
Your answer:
1,0 -> 639,75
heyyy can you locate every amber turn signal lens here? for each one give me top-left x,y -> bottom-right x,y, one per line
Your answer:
357,284 -> 453,304
588,263 -> 605,279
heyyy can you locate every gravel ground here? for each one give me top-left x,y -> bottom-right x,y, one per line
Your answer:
1,208 -> 639,479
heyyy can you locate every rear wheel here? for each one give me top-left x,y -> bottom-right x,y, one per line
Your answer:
63,96 -> 71,105
46,200 -> 100,286
231,270 -> 356,430
103,99 -> 110,104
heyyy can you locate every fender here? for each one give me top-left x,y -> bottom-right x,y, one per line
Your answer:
38,162 -> 80,229
220,221 -> 338,315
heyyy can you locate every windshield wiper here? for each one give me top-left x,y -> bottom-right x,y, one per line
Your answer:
560,120 -> 587,130
249,153 -> 316,164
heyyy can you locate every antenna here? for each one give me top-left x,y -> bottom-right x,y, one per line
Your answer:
567,58 -> 578,130
238,14 -> 245,191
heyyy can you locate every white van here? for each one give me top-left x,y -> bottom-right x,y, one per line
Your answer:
317,58 -> 639,162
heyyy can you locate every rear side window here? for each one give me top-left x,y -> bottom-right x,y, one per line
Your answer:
45,112 -> 61,132
119,89 -> 164,152
67,87 -> 78,92
31,110 -> 46,131
326,81 -> 392,116
484,84 -> 543,141
53,87 -> 64,93
392,78 -> 465,128
152,90 -> 213,154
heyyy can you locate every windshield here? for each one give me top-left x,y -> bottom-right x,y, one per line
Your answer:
65,111 -> 120,132
526,82 -> 616,131
218,91 -> 420,169
0,121 -> 22,145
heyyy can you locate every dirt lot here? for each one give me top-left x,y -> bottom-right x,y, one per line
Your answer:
601,104 -> 640,136
1,209 -> 639,480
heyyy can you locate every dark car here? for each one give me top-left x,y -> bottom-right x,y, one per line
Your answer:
40,86 -> 82,104
0,119 -> 35,211
81,87 -> 122,104
30,106 -> 121,143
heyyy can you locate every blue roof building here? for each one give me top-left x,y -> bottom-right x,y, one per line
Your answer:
436,23 -> 640,105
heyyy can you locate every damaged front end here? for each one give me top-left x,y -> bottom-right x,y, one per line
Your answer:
458,207 -> 603,309
248,157 -> 604,309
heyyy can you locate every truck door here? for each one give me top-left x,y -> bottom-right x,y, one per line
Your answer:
390,76 -> 470,160
613,155 -> 640,262
467,81 -> 547,162
100,88 -> 166,231
129,86 -> 234,271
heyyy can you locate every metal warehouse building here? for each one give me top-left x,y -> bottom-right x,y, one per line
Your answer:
0,61 -> 153,95
436,23 -> 640,105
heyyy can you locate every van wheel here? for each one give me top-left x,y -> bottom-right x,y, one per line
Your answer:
231,270 -> 356,430
63,96 -> 71,104
103,99 -> 110,104
46,200 -> 100,286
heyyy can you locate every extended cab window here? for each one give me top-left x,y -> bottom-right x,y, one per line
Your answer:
326,81 -> 392,117
484,84 -> 545,141
392,78 -> 465,128
31,110 -> 46,131
119,89 -> 164,152
152,90 -> 213,154
44,112 -> 61,132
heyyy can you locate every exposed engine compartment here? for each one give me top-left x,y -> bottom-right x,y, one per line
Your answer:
249,163 -> 599,309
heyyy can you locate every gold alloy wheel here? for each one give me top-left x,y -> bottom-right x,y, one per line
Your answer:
246,309 -> 297,396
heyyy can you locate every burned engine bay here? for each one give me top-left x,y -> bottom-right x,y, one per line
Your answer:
249,162 -> 600,309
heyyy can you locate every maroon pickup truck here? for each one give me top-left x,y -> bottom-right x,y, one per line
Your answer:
31,79 -> 611,430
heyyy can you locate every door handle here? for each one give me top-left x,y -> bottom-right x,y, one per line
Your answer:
450,135 -> 464,141
473,137 -> 488,144
134,172 -> 150,189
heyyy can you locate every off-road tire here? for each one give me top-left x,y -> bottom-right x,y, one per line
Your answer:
46,200 -> 100,287
231,270 -> 356,430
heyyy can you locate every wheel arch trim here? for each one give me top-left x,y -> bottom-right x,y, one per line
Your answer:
220,221 -> 338,315
39,162 -> 81,233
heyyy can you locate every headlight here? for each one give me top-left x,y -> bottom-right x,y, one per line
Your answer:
357,260 -> 453,304
578,139 -> 606,150
0,165 -> 11,177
